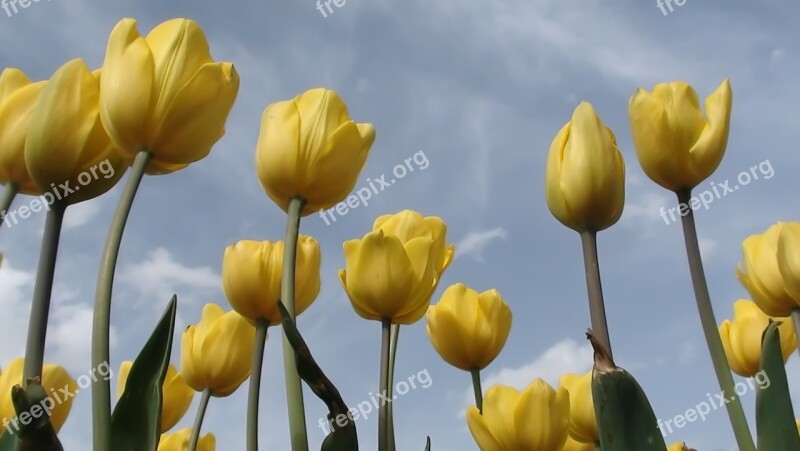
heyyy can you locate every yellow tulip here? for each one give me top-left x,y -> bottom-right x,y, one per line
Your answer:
466,380 -> 570,451
157,428 -> 215,451
255,88 -> 376,216
117,361 -> 194,433
99,18 -> 239,174
24,59 -> 126,204
777,221 -> 800,307
667,442 -> 690,451
558,371 -> 597,443
629,79 -> 732,191
0,358 -> 77,433
339,228 -> 437,324
737,222 -> 799,317
0,68 -> 45,195
426,283 -> 511,371
180,303 -> 255,396
545,102 -> 625,232
222,237 -> 321,324
561,435 -> 594,451
718,299 -> 796,377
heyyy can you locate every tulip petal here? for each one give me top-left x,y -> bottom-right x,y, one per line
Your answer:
0,80 -> 46,193
688,79 -> 732,180
0,68 -> 31,104
466,405 -> 506,451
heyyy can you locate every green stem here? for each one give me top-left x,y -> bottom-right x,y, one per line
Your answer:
386,324 -> 399,451
379,319 -> 391,451
470,369 -> 483,413
188,388 -> 212,451
791,308 -> 800,359
281,196 -> 308,451
0,181 -> 19,232
247,319 -> 269,451
579,230 -> 613,358
22,199 -> 66,382
91,149 -> 152,451
676,189 -> 754,451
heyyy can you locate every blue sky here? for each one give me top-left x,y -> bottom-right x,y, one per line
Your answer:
0,0 -> 799,450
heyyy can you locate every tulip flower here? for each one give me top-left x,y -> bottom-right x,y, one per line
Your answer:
180,303 -> 255,397
0,68 -> 45,195
561,436 -> 594,451
777,222 -> 800,306
667,443 -> 691,451
0,358 -> 77,432
24,59 -> 126,204
99,18 -> 240,174
719,299 -> 796,377
629,79 -> 732,191
466,379 -> 570,451
255,88 -> 376,216
737,222 -> 799,317
222,237 -> 321,324
558,371 -> 597,443
157,428 -> 215,451
545,102 -> 625,232
117,361 -> 194,433
426,283 -> 511,371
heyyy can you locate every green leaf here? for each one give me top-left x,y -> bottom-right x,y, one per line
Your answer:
424,436 -> 431,450
277,301 -> 358,451
755,321 -> 800,451
0,380 -> 62,451
110,295 -> 178,451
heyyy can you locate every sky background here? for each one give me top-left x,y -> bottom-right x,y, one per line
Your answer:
0,0 -> 799,450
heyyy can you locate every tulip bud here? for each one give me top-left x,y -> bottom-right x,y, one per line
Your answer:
24,59 -> 126,204
629,79 -> 732,191
222,237 -> 321,324
157,428 -> 215,451
718,299 -> 796,377
99,18 -> 240,174
545,102 -> 625,232
0,358 -> 77,432
180,303 -> 255,397
667,443 -> 693,451
777,221 -> 800,308
737,222 -> 799,317
255,88 -> 376,216
0,68 -> 45,195
117,361 -> 194,433
558,371 -> 598,443
466,380 -> 570,450
426,283 -> 511,371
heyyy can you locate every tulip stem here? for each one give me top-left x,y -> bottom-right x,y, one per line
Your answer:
470,369 -> 483,413
791,308 -> 800,358
281,196 -> 309,451
0,181 -> 19,234
91,149 -> 152,451
247,319 -> 269,451
22,199 -> 66,382
386,324 -> 399,451
379,319 -> 392,451
579,230 -> 613,359
188,388 -> 212,451
676,189 -> 755,451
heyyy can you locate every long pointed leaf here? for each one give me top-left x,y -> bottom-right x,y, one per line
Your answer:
756,320 -> 800,450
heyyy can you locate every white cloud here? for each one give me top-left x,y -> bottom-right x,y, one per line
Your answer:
455,227 -> 508,262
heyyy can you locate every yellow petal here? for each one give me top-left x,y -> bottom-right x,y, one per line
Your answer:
777,222 -> 800,304
558,372 -> 597,443
198,310 -> 255,396
482,385 -> 522,450
0,80 -> 46,193
515,380 -> 570,450
116,361 -> 133,399
0,68 -> 31,104
161,364 -> 194,432
466,405 -> 506,451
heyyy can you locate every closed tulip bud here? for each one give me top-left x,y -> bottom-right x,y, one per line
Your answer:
24,59 -> 126,204
340,229 -> 437,324
255,88 -> 376,216
558,371 -> 597,443
466,380 -> 570,451
546,102 -> 625,232
157,428 -> 215,451
0,358 -> 77,432
561,436 -> 594,451
629,79 -> 732,191
667,443 -> 692,451
718,299 -> 796,377
777,221 -> 800,307
100,18 -> 239,175
0,68 -> 45,194
180,303 -> 255,397
222,237 -> 321,324
426,283 -> 511,371
117,361 -> 194,433
737,222 -> 799,317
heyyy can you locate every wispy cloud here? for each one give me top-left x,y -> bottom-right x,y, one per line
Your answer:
455,227 -> 508,262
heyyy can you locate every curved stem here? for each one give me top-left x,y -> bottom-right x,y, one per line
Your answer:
386,324 -> 399,451
91,149 -> 152,451
676,189 -> 754,451
247,319 -> 269,451
281,196 -> 308,451
791,308 -> 800,359
580,230 -> 613,358
22,199 -> 66,382
188,388 -> 212,451
470,369 -> 483,413
0,182 -> 19,232
378,319 -> 391,451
